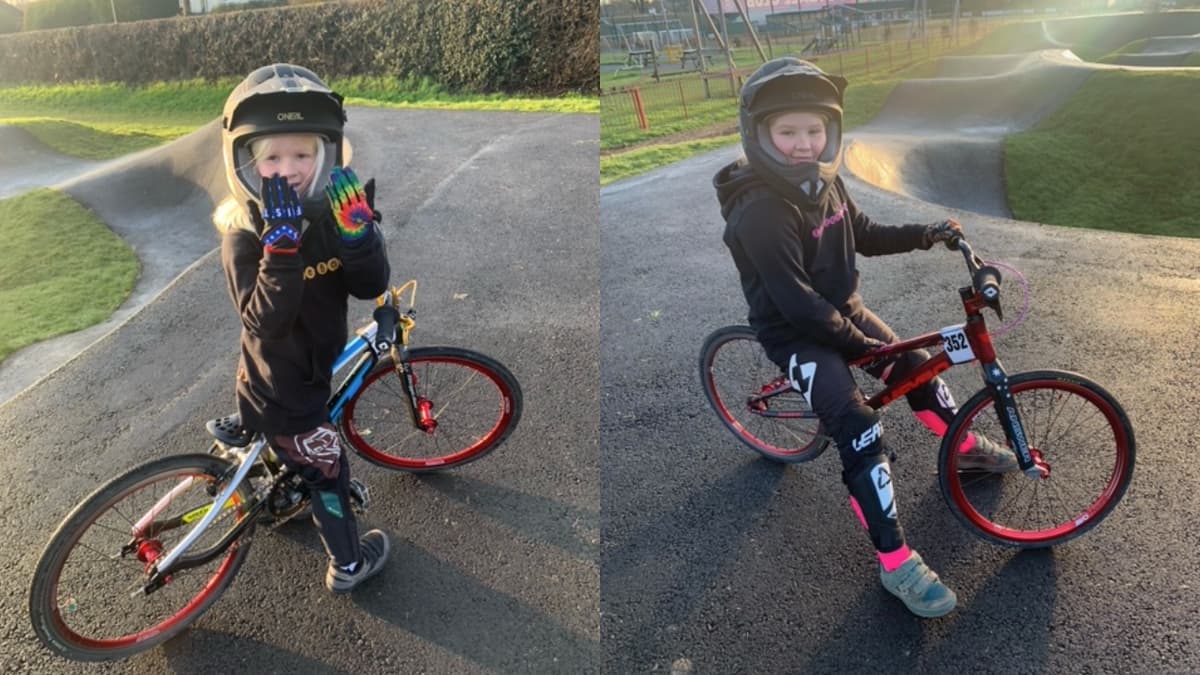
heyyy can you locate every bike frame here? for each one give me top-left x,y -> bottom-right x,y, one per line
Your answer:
135,284 -> 426,594
748,241 -> 1041,478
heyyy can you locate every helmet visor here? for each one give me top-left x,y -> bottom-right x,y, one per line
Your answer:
232,132 -> 339,202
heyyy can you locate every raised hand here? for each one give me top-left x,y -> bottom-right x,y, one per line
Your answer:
326,166 -> 376,247
254,173 -> 303,254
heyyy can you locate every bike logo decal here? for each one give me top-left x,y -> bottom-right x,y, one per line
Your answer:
853,421 -> 883,453
1005,405 -> 1031,463
870,463 -> 897,519
939,325 -> 976,364
788,355 -> 817,406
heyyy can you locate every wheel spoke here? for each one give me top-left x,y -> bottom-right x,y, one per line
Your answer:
341,351 -> 519,470
944,376 -> 1133,547
32,457 -> 250,660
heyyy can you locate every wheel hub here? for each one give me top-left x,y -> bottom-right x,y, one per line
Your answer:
416,398 -> 438,432
136,540 -> 164,575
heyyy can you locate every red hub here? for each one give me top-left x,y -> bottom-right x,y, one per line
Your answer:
416,398 -> 438,432
136,540 -> 163,573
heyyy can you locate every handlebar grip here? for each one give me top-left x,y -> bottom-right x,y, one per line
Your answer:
372,305 -> 399,352
946,233 -> 963,251
974,265 -> 1002,301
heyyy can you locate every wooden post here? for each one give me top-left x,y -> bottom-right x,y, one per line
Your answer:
678,80 -> 689,119
730,0 -> 768,64
688,0 -> 708,73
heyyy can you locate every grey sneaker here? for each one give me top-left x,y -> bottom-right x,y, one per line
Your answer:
325,529 -> 391,594
879,550 -> 957,618
957,433 -> 1019,473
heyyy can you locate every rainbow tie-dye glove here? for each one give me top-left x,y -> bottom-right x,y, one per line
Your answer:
326,166 -> 377,248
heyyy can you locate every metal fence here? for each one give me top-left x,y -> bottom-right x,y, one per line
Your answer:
601,71 -> 741,137
601,16 -> 1019,147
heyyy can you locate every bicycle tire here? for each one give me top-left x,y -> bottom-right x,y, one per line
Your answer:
939,370 -> 1135,548
699,325 -> 831,463
30,454 -> 255,661
342,346 -> 522,472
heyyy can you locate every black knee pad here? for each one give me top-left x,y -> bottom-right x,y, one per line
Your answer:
834,405 -> 884,459
842,452 -> 905,553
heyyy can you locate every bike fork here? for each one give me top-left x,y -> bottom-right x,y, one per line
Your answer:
393,355 -> 437,432
979,360 -> 1043,479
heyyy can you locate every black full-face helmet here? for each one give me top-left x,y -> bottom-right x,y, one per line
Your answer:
221,63 -> 346,211
738,58 -> 848,208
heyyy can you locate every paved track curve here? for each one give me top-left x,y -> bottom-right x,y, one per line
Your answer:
0,108 -> 599,673
601,139 -> 1200,673
844,49 -> 1199,218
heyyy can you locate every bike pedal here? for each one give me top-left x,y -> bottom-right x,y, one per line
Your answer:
349,478 -> 370,514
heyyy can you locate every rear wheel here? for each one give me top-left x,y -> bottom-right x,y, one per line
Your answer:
939,370 -> 1135,548
30,454 -> 254,661
342,347 -> 522,472
699,325 -> 830,463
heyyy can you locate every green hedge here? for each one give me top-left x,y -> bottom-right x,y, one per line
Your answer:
23,0 -> 177,30
0,0 -> 597,95
0,3 -> 20,35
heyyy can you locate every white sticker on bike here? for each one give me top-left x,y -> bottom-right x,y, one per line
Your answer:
939,325 -> 976,364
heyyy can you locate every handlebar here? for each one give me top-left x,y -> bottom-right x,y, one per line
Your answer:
372,305 -> 399,353
947,234 -> 1003,318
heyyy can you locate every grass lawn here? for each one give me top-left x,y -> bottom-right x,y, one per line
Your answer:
0,189 -> 138,363
600,77 -> 903,184
0,77 -> 597,159
0,77 -> 596,367
1006,69 -> 1200,238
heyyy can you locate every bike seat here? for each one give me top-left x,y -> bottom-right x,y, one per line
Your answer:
206,414 -> 253,447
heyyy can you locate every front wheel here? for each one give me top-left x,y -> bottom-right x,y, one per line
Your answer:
699,325 -> 831,463
30,454 -> 255,661
939,370 -> 1135,548
342,346 -> 523,472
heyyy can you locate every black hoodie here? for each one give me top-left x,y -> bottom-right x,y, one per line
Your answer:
221,206 -> 390,434
714,160 -> 932,359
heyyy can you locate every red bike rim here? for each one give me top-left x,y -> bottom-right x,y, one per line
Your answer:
704,367 -> 818,458
50,478 -> 244,652
946,379 -> 1131,544
344,355 -> 515,470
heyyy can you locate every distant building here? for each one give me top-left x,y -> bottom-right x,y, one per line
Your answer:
183,0 -> 266,13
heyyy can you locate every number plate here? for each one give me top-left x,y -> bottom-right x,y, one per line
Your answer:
939,325 -> 976,364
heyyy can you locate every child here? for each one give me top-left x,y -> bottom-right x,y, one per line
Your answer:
214,63 -> 392,593
713,58 -> 1018,618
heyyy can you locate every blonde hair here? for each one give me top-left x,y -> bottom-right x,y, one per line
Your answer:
213,133 -> 325,234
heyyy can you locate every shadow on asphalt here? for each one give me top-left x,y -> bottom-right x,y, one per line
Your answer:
602,459 -> 788,659
794,472 -> 1059,672
351,540 -> 598,672
161,627 -> 355,674
417,473 -> 599,562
